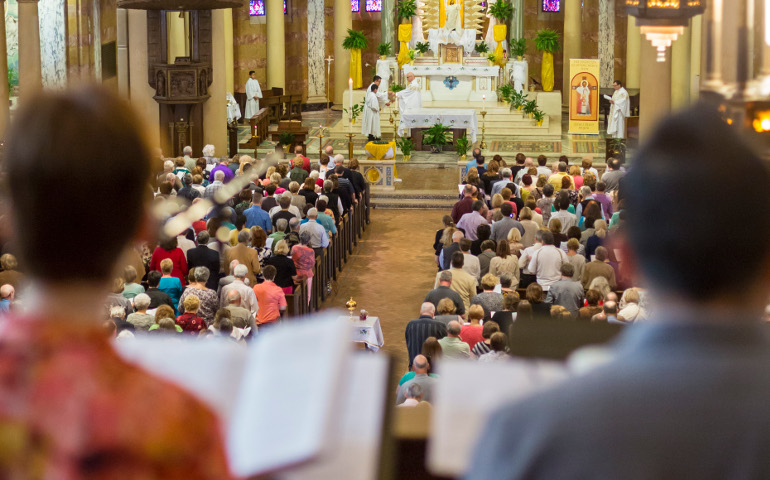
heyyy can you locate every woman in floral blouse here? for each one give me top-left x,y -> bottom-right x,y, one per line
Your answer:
176,295 -> 207,334
178,267 -> 218,325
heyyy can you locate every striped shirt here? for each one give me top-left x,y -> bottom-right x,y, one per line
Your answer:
405,316 -> 447,368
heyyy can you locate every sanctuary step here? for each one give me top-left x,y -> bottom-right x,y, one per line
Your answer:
370,190 -> 458,210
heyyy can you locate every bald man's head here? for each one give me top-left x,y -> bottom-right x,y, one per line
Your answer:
0,284 -> 14,300
413,354 -> 429,373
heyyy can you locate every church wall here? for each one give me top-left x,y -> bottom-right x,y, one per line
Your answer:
352,12 -> 381,86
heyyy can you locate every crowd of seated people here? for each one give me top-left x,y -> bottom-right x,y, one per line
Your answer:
399,151 -> 640,406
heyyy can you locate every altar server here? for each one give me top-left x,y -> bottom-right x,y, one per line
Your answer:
397,72 -> 423,112
367,75 -> 390,109
606,80 -> 630,139
362,84 -> 382,141
244,71 -> 263,120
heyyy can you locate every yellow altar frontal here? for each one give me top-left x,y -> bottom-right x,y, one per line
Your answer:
365,141 -> 396,161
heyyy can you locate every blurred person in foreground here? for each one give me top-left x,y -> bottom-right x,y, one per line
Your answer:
0,87 -> 233,478
467,104 -> 770,479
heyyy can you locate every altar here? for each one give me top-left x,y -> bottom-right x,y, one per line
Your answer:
402,64 -> 500,102
398,108 -> 479,141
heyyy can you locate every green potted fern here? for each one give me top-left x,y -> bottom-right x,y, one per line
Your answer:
377,42 -> 392,60
523,99 -> 538,119
415,42 -> 430,56
423,123 -> 450,153
533,109 -> 545,127
474,41 -> 489,57
510,90 -> 525,111
487,53 -> 497,66
534,28 -> 561,92
277,132 -> 295,153
455,135 -> 471,160
497,83 -> 514,104
343,29 -> 368,88
397,0 -> 416,22
389,84 -> 405,94
510,38 -> 527,61
397,137 -> 414,161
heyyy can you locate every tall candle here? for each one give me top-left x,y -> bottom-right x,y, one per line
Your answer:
349,78 -> 354,124
482,94 -> 486,112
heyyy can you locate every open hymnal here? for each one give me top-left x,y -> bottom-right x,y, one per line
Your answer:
116,313 -> 390,479
427,358 -> 568,477
603,94 -> 613,101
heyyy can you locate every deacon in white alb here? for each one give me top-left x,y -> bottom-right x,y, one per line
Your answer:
606,79 -> 630,139
397,72 -> 423,112
244,70 -> 263,120
367,75 -> 390,110
362,84 -> 383,141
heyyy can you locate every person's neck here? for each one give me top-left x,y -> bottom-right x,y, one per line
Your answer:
26,281 -> 110,323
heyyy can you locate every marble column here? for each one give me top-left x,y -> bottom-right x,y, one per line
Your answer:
381,0 -> 395,45
671,22 -> 692,109
701,0 -> 723,90
224,9 -> 234,93
117,8 -> 129,96
562,0 -> 581,104
511,0 -> 523,40
689,14 -> 701,102
639,40 -> 671,143
17,0 -> 42,102
203,8 -> 227,155
307,0 -> 327,103
0,0 -> 9,136
598,0 -> 614,87
625,15 -> 640,89
267,0 -> 286,89
127,10 -> 160,148
333,0 -> 352,105
39,0 -> 66,88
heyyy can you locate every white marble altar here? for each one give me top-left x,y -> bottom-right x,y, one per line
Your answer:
398,108 -> 478,141
38,0 -> 66,88
426,28 -> 477,56
402,64 -> 499,102
306,0 -> 326,102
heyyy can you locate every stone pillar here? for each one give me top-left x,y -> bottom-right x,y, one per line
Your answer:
625,15 -> 640,89
0,0 -> 10,136
224,9 -> 234,93
639,40 -> 672,143
702,0 -> 723,89
267,0 -> 286,90
307,0 -> 327,103
689,14 -> 701,102
17,0 -> 42,103
382,0 -> 395,45
333,0 -> 352,105
127,10 -> 160,148
671,22 -> 692,109
598,0 -> 614,87
562,0 -> 581,104
512,0 -> 523,40
117,8 -> 130,96
203,8 -> 227,155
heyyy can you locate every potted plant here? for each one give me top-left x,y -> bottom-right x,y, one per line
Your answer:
343,29 -> 368,88
397,137 -> 414,161
397,0 -> 416,22
343,102 -> 365,125
423,123 -> 450,153
277,132 -> 295,153
408,49 -> 416,65
534,28 -> 561,92
510,90 -> 525,110
489,0 -> 513,63
415,41 -> 430,56
523,99 -> 538,119
510,38 -> 527,61
455,135 -> 471,160
474,41 -> 489,56
533,109 -> 545,127
489,0 -> 513,22
497,83 -> 513,104
377,42 -> 392,60
389,84 -> 405,94
606,138 -> 626,163
487,53 -> 497,66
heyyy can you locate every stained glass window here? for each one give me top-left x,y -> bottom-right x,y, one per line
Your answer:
365,0 -> 382,12
249,0 -> 265,15
284,0 -> 287,13
542,0 -> 560,11
351,0 -> 360,12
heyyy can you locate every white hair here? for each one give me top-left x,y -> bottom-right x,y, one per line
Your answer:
116,330 -> 135,341
333,154 -> 344,164
109,306 -> 126,318
214,170 -> 225,180
163,160 -> 174,171
133,293 -> 151,310
183,146 -> 193,155
202,144 -> 215,157
233,264 -> 249,278
307,208 -> 318,217
309,170 -> 319,180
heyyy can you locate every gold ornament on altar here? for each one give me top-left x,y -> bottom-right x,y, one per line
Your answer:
345,297 -> 358,319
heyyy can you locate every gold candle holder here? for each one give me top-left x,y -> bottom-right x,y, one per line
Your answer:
345,297 -> 357,320
480,110 -> 487,150
345,133 -> 355,162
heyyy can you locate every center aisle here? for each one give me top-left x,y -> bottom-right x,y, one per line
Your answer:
322,208 -> 440,376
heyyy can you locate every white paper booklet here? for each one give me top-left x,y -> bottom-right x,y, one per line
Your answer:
427,358 -> 569,477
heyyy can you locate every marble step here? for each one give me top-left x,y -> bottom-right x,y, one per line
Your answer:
370,197 -> 456,210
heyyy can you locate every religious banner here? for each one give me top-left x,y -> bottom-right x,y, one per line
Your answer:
568,59 -> 600,135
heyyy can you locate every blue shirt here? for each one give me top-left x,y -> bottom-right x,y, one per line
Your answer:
0,298 -> 9,314
244,205 -> 273,233
157,277 -> 183,315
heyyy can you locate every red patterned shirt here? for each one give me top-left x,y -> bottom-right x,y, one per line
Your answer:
175,312 -> 207,334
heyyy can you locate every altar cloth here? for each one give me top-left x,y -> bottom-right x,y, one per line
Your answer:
398,108 -> 479,142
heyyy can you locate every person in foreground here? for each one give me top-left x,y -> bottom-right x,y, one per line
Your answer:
0,87 -> 233,478
466,103 -> 770,479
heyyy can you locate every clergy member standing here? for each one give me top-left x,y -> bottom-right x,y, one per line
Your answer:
397,72 -> 423,112
362,84 -> 382,141
606,80 -> 630,139
367,75 -> 390,110
244,71 -> 263,120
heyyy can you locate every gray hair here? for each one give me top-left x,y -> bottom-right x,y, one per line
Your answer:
194,266 -> 210,283
183,173 -> 193,186
227,289 -> 242,304
439,270 -> 453,283
109,305 -> 126,319
307,208 -> 318,218
333,154 -> 344,165
183,146 -> 193,155
501,168 -> 512,178
323,180 -> 333,191
299,232 -> 311,245
275,218 -> 288,231
202,144 -> 215,157
233,264 -> 248,278
309,170 -> 320,179
499,273 -> 513,288
580,186 -> 591,198
214,170 -> 225,181
420,302 -> 436,316
405,383 -> 423,399
318,195 -> 329,203
289,217 -> 300,231
237,229 -> 251,244
133,293 -> 151,310
447,320 -> 462,335
163,160 -> 174,171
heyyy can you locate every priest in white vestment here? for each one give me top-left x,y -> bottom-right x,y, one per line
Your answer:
362,84 -> 382,141
367,75 -> 390,110
606,80 -> 630,139
244,71 -> 263,120
226,93 -> 241,124
397,72 -> 423,112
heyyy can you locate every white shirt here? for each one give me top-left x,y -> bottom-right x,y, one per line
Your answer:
463,253 -> 481,282
527,245 -> 568,289
550,210 -> 577,233
518,243 -> 542,275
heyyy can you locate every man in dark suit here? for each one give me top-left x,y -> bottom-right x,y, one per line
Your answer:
186,231 -> 221,290
467,104 -> 770,479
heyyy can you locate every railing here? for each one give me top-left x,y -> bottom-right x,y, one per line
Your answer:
285,184 -> 370,318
